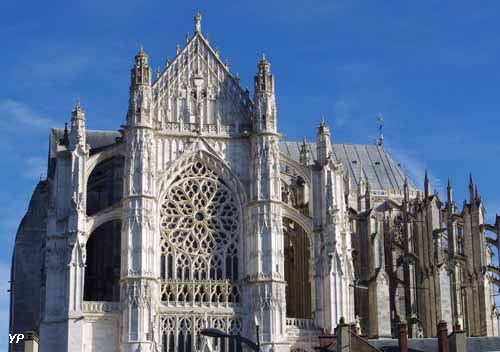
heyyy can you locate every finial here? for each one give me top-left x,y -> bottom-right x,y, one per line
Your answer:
376,113 -> 384,146
166,57 -> 171,67
205,32 -> 209,43
424,170 -> 430,197
447,177 -> 452,189
156,67 -> 160,79
262,53 -> 266,61
195,12 -> 202,33
186,32 -> 190,44
75,98 -> 81,111
176,44 -> 180,55
469,173 -> 474,187
235,72 -> 240,82
320,114 -> 326,127
225,58 -> 229,70
215,47 -> 220,58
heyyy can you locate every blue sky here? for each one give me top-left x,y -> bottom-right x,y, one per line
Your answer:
1,0 -> 500,349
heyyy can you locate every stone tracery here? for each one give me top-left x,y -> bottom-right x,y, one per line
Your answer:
160,160 -> 240,304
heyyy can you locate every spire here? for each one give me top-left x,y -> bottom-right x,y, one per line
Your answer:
403,177 -> 409,203
69,100 -> 86,149
299,138 -> 310,166
424,170 -> 430,199
316,115 -> 333,166
258,53 -> 271,76
376,114 -> 384,146
469,173 -> 474,204
194,12 -> 202,33
447,177 -> 454,206
365,180 -> 371,210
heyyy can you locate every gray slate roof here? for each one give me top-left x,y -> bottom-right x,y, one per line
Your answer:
49,128 -> 122,159
47,129 -> 417,193
280,141 -> 418,192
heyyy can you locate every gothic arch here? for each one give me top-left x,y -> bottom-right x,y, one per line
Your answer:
85,143 -> 126,179
158,148 -> 247,206
83,219 -> 121,302
283,217 -> 314,320
86,206 -> 122,237
86,154 -> 125,216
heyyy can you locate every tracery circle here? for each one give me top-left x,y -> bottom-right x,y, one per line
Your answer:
160,161 -> 239,257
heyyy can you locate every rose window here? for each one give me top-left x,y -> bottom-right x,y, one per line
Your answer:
160,161 -> 240,301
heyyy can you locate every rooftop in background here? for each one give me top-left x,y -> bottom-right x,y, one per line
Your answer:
280,141 -> 418,192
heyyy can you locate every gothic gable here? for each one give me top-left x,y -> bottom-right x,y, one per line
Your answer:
152,33 -> 253,134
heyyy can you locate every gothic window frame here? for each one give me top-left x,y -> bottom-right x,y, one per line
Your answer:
158,150 -> 246,306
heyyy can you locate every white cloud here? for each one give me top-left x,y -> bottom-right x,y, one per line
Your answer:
0,100 -> 55,129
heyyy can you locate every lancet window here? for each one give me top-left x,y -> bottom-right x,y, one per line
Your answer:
160,160 -> 241,305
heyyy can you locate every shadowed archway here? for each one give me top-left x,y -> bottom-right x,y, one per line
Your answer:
84,220 -> 121,301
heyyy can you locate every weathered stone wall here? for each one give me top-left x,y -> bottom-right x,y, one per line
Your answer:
9,181 -> 48,352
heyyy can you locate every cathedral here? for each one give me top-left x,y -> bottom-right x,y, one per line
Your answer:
9,14 -> 500,352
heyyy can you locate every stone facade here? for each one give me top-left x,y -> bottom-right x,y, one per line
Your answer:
9,14 -> 500,352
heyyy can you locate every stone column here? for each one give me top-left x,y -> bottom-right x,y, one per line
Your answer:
248,55 -> 288,352
121,47 -> 158,352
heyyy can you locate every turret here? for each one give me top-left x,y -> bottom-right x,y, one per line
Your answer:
69,100 -> 86,150
131,47 -> 151,87
316,116 -> 332,166
127,47 -> 152,127
253,54 -> 277,133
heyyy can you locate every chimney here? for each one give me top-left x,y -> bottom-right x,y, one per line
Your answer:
336,317 -> 350,352
398,321 -> 408,352
449,322 -> 467,352
437,320 -> 449,352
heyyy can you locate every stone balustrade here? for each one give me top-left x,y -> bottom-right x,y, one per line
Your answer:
82,301 -> 120,314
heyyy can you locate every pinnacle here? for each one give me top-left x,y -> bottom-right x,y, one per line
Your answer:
195,12 -> 202,33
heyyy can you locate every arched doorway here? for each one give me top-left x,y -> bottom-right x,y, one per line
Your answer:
84,220 -> 121,301
283,217 -> 312,319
